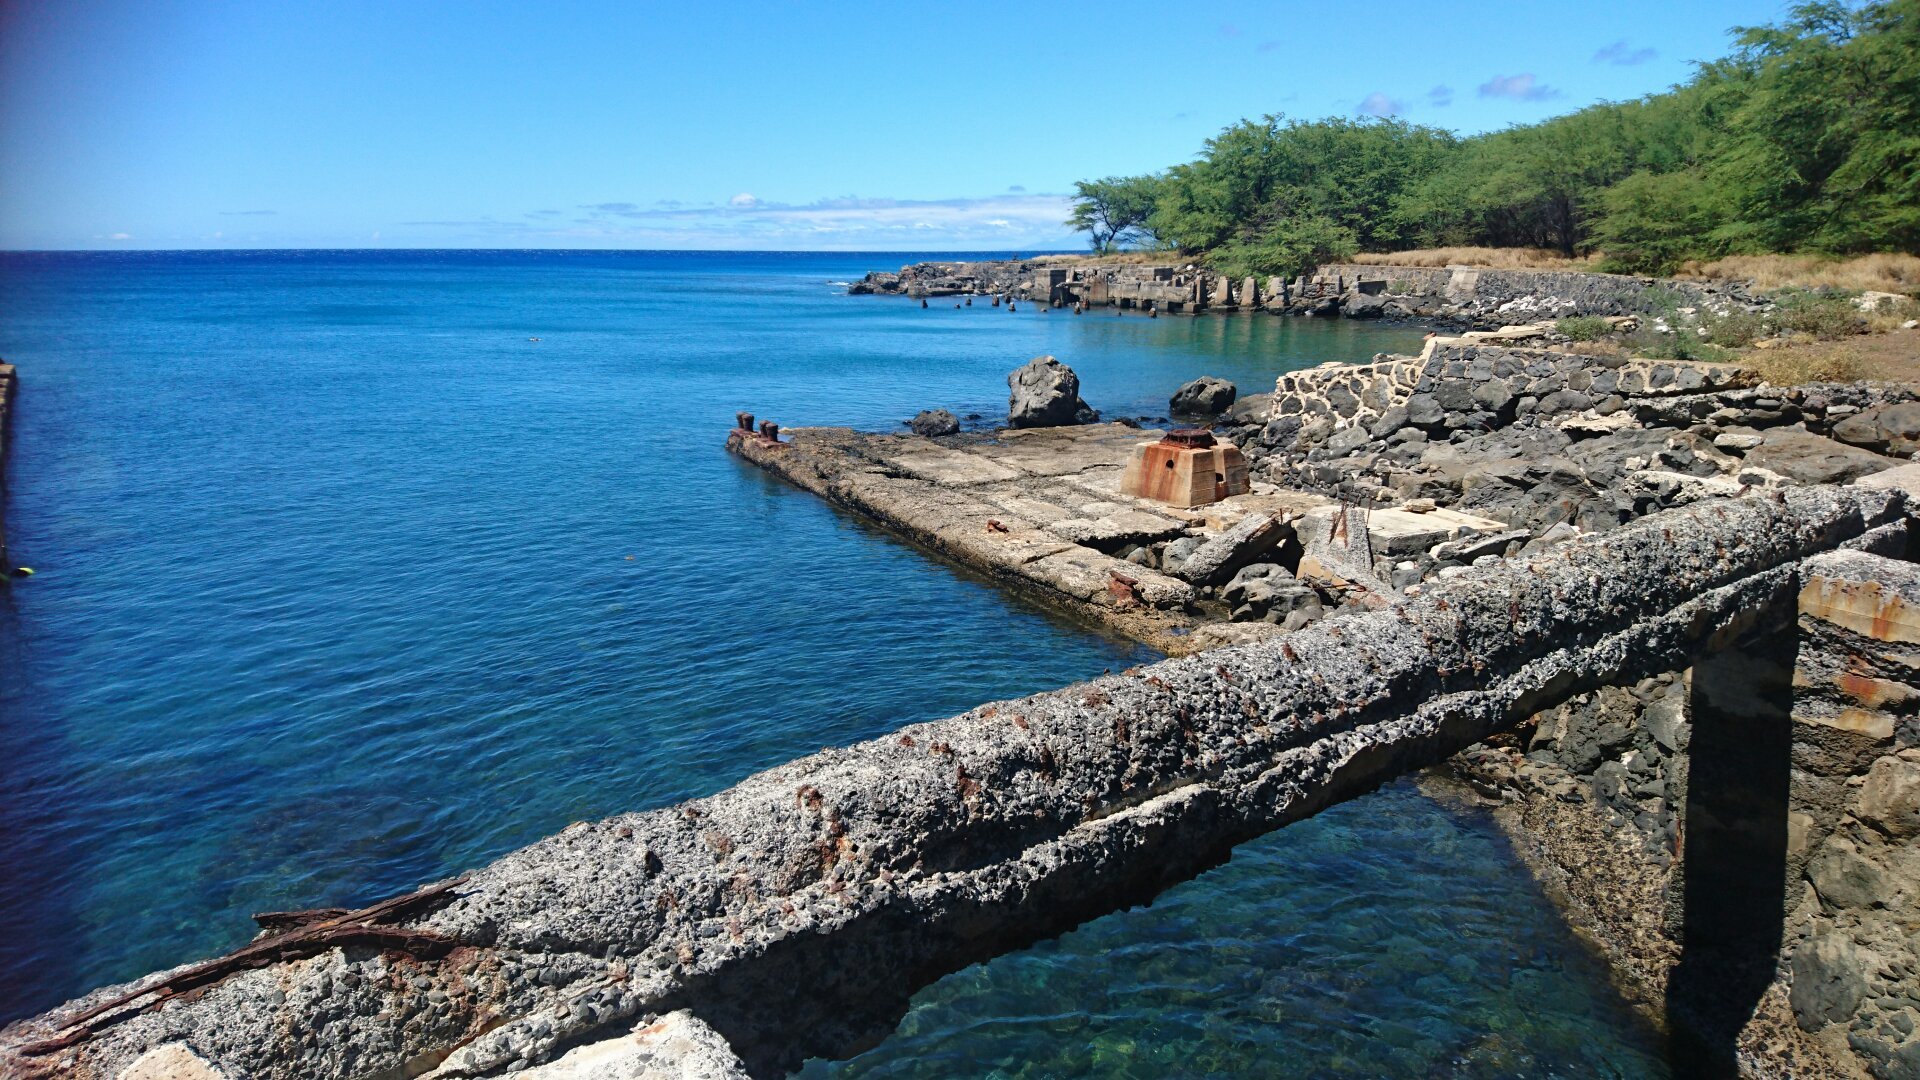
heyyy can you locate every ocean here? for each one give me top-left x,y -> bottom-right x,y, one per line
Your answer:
0,250 -> 1668,1076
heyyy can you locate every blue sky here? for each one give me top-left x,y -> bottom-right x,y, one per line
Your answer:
0,0 -> 1792,251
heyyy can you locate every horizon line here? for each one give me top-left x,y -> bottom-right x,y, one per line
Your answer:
0,245 -> 1094,255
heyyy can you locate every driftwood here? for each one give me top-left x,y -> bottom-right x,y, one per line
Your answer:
20,876 -> 468,1056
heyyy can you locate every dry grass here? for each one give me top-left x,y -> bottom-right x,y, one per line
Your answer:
1351,247 -> 1600,270
1678,253 -> 1920,295
1032,251 -> 1184,267
1741,328 -> 1920,385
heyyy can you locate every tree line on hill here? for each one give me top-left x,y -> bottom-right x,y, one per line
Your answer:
1068,1 -> 1919,279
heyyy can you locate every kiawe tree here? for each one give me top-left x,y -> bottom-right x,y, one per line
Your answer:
1067,176 -> 1160,252
1066,1 -> 1919,275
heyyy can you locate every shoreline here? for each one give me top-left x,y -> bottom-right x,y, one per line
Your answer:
848,256 -> 1765,329
726,317 -> 1920,1077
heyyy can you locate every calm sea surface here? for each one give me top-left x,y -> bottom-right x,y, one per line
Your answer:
0,250 -> 1667,1076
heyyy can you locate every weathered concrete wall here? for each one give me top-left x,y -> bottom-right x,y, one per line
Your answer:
1449,542 -> 1920,1079
1314,263 -> 1763,323
1787,550 -> 1920,1077
1,487 -> 1905,1080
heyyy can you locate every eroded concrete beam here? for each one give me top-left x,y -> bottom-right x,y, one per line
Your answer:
2,487 -> 1906,1080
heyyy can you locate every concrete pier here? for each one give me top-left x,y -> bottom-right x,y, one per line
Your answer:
2,485 -> 1905,1079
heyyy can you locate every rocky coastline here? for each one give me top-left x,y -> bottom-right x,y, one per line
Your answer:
6,272 -> 1919,1077
848,256 -> 1766,328
774,273 -> 1920,1076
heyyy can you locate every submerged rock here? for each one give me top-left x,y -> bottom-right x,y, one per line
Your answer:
908,408 -> 960,437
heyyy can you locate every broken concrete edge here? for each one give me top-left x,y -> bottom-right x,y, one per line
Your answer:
725,424 -> 1220,656
102,1011 -> 750,1080
4,485 -> 1904,1080
1787,548 -> 1920,1078
1427,525 -> 1918,1079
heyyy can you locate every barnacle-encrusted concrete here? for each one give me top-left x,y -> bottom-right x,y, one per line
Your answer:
1,487 -> 1906,1080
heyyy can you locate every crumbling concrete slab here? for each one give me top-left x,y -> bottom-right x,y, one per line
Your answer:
879,447 -> 1020,485
1045,509 -> 1188,549
728,423 -> 1221,651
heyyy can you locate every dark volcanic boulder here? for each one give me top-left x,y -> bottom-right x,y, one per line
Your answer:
1832,402 -> 1920,455
1342,292 -> 1388,319
1170,376 -> 1238,416
908,408 -> 961,437
1008,355 -> 1092,428
1743,428 -> 1896,485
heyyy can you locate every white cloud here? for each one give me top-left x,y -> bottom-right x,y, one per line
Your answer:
1478,73 -> 1560,101
109,232 -> 132,240
1357,92 -> 1404,117
422,191 -> 1088,249
1593,41 -> 1657,66
729,192 -> 759,207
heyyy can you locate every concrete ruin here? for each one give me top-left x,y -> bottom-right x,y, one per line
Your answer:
3,483 -> 1913,1079
10,331 -> 1920,1077
1116,428 -> 1249,508
846,258 -> 1763,326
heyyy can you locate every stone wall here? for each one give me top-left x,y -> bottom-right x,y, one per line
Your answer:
1268,341 -> 1757,447
1454,545 -> 1920,1079
849,258 -> 1766,326
1788,550 -> 1920,1077
1250,341 -> 1915,544
1315,263 -> 1762,323
3,487 -> 1905,1080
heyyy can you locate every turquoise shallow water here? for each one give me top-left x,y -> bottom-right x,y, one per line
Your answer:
0,250 -> 1666,1075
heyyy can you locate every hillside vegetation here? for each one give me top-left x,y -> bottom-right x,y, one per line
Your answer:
1070,1 -> 1920,281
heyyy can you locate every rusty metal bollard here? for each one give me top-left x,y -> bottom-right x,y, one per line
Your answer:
736,411 -> 755,433
758,420 -> 781,442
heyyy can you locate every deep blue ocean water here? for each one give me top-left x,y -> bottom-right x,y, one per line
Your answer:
0,250 -> 1668,1076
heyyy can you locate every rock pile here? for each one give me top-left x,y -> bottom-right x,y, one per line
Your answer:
1245,340 -> 1915,537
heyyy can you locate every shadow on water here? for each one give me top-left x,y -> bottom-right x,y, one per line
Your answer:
1667,628 -> 1796,1077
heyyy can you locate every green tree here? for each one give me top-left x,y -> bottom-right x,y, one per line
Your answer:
1067,176 -> 1161,252
1711,0 -> 1920,254
1070,1 -> 1920,273
1593,169 -> 1726,273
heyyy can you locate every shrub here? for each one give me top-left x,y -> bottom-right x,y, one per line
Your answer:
1351,247 -> 1591,270
1769,289 -> 1866,339
1700,309 -> 1766,347
1621,323 -> 1736,363
1556,315 -> 1613,341
1206,216 -> 1359,280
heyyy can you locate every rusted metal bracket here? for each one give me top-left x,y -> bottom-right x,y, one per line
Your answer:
20,876 -> 469,1056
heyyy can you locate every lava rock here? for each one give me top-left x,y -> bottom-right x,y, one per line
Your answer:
1832,402 -> 1920,455
1170,376 -> 1237,417
1342,292 -> 1388,319
1007,355 -> 1093,429
1743,428 -> 1896,485
908,408 -> 961,437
